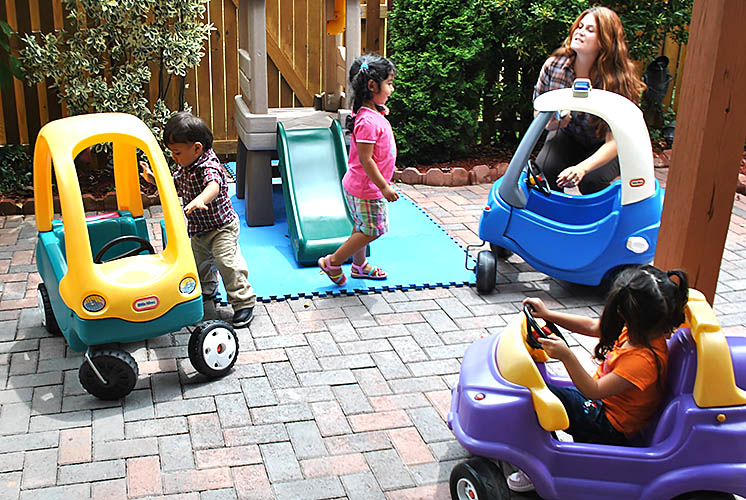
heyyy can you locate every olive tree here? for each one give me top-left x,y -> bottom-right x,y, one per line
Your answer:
20,0 -> 212,144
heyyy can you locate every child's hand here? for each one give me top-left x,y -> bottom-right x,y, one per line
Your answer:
522,297 -> 550,318
382,185 -> 399,202
184,198 -> 208,214
538,336 -> 571,361
139,161 -> 155,184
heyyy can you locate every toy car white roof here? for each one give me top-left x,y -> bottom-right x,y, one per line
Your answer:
534,87 -> 655,205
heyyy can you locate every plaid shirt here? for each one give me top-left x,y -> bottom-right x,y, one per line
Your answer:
533,55 -> 604,146
173,148 -> 236,236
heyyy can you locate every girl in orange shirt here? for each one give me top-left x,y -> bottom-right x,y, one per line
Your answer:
509,265 -> 689,492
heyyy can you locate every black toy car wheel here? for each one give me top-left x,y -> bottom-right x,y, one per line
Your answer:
188,320 -> 239,378
79,349 -> 139,400
490,243 -> 513,259
476,250 -> 497,294
673,492 -> 735,500
450,457 -> 510,500
37,283 -> 61,335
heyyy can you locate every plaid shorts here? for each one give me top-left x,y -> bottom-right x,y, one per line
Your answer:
343,190 -> 388,237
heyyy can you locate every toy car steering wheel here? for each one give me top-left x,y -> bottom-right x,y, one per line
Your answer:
526,160 -> 551,196
523,304 -> 566,349
94,235 -> 156,264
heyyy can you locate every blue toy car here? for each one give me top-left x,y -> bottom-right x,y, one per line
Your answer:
448,289 -> 746,500
471,80 -> 663,293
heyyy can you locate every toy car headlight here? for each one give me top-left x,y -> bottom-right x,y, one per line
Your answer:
83,295 -> 106,312
179,277 -> 197,295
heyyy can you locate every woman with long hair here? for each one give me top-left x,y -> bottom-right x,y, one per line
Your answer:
534,7 -> 646,194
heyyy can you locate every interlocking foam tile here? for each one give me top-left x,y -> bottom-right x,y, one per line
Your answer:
216,171 -> 476,303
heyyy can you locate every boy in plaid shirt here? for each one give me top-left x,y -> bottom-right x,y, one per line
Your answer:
142,112 -> 256,327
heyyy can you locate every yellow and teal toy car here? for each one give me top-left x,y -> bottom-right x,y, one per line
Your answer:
34,113 -> 238,400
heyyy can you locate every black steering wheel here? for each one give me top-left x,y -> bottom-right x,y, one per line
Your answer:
94,235 -> 156,264
523,304 -> 566,349
526,160 -> 551,196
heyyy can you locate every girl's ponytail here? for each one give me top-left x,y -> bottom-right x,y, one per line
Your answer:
666,270 -> 689,328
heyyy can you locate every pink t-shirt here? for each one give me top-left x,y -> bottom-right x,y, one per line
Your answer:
342,106 -> 397,199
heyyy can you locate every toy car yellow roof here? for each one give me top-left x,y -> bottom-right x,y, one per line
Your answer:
34,113 -> 198,322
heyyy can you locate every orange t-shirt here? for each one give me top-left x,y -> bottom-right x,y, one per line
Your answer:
593,330 -> 668,438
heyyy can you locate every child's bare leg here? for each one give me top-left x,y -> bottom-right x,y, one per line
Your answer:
329,231 -> 377,266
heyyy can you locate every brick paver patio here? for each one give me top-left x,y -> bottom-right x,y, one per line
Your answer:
2,167 -> 746,499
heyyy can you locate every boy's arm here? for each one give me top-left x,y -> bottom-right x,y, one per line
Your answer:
184,181 -> 219,214
139,161 -> 156,185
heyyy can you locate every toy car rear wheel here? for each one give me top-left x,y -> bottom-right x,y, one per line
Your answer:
79,349 -> 139,400
450,457 -> 510,500
37,283 -> 61,335
490,243 -> 513,259
188,320 -> 239,378
476,250 -> 497,294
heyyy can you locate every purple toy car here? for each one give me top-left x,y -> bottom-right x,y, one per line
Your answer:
448,290 -> 746,500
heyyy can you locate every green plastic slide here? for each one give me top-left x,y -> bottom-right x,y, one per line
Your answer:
276,120 -> 354,266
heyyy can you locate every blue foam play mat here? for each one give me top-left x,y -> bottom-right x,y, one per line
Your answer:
217,171 -> 475,302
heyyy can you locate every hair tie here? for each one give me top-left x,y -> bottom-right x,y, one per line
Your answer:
360,63 -> 369,70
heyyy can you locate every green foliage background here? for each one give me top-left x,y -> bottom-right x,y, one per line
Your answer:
19,0 -> 212,146
387,0 -> 693,165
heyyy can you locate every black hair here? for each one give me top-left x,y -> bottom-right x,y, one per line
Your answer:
596,265 -> 689,385
346,53 -> 396,133
163,111 -> 213,150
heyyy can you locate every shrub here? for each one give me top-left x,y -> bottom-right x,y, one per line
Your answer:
19,0 -> 212,146
387,0 -> 488,165
0,145 -> 33,194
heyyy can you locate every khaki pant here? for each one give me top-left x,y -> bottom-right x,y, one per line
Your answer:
191,218 -> 256,312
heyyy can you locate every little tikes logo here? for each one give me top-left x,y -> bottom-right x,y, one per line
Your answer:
630,178 -> 645,188
133,295 -> 160,311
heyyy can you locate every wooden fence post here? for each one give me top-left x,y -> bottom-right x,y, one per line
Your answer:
654,0 -> 746,304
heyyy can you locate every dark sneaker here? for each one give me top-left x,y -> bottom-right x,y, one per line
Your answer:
232,307 -> 254,328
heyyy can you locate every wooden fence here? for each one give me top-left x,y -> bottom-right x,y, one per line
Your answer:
0,0 -> 390,150
1,0 -> 684,149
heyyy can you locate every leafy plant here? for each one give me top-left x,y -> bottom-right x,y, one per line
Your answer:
0,145 -> 32,194
19,0 -> 212,146
0,20 -> 23,89
387,0 -> 489,165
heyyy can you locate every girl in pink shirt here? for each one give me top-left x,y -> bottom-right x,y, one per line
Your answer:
319,54 -> 398,285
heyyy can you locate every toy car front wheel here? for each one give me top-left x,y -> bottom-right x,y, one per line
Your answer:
672,493 -> 735,500
476,250 -> 497,294
188,320 -> 239,378
37,283 -> 61,335
450,458 -> 510,500
79,349 -> 139,400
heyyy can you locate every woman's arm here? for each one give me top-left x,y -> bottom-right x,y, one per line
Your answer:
356,142 -> 398,202
539,337 -> 635,400
557,131 -> 617,188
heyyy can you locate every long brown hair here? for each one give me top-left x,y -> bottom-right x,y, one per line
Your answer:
553,7 -> 646,102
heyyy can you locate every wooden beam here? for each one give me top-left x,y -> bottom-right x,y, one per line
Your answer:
365,0 -> 380,53
266,31 -> 314,106
654,0 -> 746,304
359,4 -> 387,18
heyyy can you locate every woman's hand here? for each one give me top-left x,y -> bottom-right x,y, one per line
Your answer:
557,165 -> 586,188
545,111 -> 571,131
538,336 -> 572,361
522,297 -> 551,318
382,185 -> 399,202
